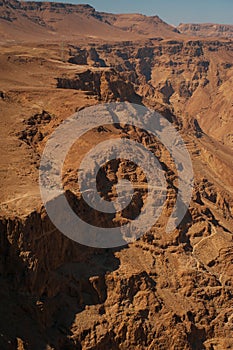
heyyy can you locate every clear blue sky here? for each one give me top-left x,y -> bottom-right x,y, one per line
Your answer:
33,0 -> 233,25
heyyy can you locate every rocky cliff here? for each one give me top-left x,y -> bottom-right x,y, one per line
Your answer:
64,39 -> 233,150
178,23 -> 233,39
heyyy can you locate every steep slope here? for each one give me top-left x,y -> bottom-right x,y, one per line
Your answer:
0,0 -> 54,41
0,1 -> 136,41
178,23 -> 233,39
0,0 -> 181,41
66,39 -> 233,150
99,12 -> 180,38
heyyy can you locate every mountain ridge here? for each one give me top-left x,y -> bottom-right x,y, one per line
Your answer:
178,22 -> 233,39
0,0 -> 180,41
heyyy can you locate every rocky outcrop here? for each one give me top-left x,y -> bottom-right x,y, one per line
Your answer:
17,111 -> 52,148
56,68 -> 141,103
68,47 -> 107,67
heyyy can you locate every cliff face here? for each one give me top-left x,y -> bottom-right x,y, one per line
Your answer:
178,23 -> 233,39
56,68 -> 142,103
0,2 -> 233,350
65,39 -> 233,150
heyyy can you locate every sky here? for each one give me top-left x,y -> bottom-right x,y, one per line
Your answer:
37,0 -> 233,26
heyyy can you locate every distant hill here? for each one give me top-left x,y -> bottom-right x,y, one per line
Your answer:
178,23 -> 233,39
0,0 -> 180,42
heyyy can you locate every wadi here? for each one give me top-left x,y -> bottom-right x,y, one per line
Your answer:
0,1 -> 232,349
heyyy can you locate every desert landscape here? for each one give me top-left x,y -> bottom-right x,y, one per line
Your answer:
0,0 -> 233,349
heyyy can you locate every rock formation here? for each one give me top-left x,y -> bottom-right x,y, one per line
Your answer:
0,1 -> 232,349
178,23 -> 233,39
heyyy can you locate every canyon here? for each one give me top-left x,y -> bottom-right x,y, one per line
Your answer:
0,1 -> 233,349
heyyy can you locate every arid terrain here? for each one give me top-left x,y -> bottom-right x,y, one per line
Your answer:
0,1 -> 233,349
178,23 -> 233,39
